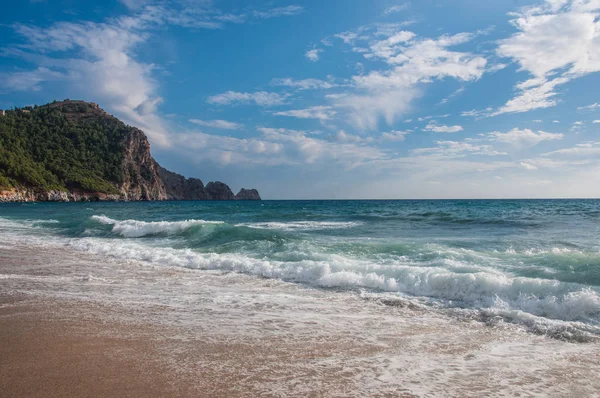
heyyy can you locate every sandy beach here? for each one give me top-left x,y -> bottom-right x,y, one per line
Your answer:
1,242 -> 600,397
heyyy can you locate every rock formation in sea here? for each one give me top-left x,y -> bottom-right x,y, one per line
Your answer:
234,188 -> 261,201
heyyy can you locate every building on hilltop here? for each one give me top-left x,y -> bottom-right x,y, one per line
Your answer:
0,110 -> 5,116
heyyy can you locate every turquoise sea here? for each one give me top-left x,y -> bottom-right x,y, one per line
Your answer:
1,199 -> 599,339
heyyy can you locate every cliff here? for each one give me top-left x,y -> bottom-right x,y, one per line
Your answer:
0,100 -> 260,202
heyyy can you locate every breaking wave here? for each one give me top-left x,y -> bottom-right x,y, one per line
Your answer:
66,237 -> 600,336
91,215 -> 224,238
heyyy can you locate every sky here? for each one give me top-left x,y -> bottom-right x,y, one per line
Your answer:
1,0 -> 600,199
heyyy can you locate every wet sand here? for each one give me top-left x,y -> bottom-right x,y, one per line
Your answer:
0,295 -> 199,398
1,243 -> 600,397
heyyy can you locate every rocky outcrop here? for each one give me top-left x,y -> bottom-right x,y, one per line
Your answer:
234,189 -> 261,201
0,100 -> 261,202
205,181 -> 235,200
157,167 -> 209,200
119,129 -> 169,201
0,189 -> 121,202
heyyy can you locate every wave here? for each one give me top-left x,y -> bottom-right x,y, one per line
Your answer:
90,216 -> 360,237
66,237 -> 600,331
91,215 -> 224,238
350,211 -> 541,228
235,221 -> 362,231
3,215 -> 600,338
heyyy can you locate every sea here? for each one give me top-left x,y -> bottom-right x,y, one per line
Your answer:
1,199 -> 599,342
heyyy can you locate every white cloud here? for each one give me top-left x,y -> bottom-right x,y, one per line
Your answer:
380,130 -> 410,141
520,161 -> 538,170
594,120 -> 600,123
328,88 -> 418,130
553,120 -> 560,123
305,49 -> 323,62
384,4 -> 409,14
256,127 -> 385,167
491,77 -> 568,116
9,12 -> 172,146
274,106 -> 336,120
0,67 -> 65,92
188,119 -> 243,130
578,102 -> 600,110
461,108 -> 493,118
486,128 -> 564,147
543,141 -> 600,158
271,77 -> 335,90
438,87 -> 465,104
333,130 -> 371,143
412,140 -> 507,157
119,0 -> 149,10
334,31 -> 359,44
207,91 -> 288,106
487,63 -> 508,73
330,30 -> 487,129
423,122 -> 463,133
253,5 -> 304,19
493,1 -> 600,115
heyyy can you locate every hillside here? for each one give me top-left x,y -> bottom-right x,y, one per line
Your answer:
0,100 -> 260,202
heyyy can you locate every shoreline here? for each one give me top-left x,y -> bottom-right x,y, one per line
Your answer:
2,243 -> 600,397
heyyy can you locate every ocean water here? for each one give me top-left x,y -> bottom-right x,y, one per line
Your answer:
1,199 -> 600,340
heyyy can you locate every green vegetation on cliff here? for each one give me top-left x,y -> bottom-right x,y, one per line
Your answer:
0,101 -> 128,194
0,99 -> 261,201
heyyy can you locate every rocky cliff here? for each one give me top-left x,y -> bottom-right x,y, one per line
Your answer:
234,188 -> 261,201
0,100 -> 261,202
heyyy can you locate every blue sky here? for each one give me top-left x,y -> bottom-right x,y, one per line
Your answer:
2,0 -> 600,199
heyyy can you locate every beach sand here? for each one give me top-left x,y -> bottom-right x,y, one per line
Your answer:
1,243 -> 600,397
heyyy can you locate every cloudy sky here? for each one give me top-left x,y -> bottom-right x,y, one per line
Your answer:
1,0 -> 600,199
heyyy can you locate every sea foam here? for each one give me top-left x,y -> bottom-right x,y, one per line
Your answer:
91,215 -> 224,238
67,236 -> 600,329
236,221 -> 362,231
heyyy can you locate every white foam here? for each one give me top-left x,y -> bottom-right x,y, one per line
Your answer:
65,237 -> 600,327
90,215 -> 224,238
236,221 -> 362,231
2,216 -> 599,334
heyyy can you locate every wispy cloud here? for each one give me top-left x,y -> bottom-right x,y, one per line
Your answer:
0,67 -> 65,92
412,140 -> 506,157
423,122 -> 463,133
207,91 -> 289,106
305,49 -> 323,62
578,103 -> 600,111
491,1 -> 600,116
7,11 -> 172,146
274,106 -> 336,120
327,28 -> 487,129
253,5 -> 304,19
486,128 -> 564,147
271,77 -> 335,90
188,119 -> 243,130
380,130 -> 410,141
384,4 -> 409,14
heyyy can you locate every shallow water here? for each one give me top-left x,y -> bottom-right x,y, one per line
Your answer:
1,199 -> 599,340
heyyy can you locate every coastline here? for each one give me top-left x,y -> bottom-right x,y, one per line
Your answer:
0,188 -> 261,203
2,242 -> 600,397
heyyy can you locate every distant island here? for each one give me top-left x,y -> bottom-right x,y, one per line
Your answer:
0,100 -> 260,202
